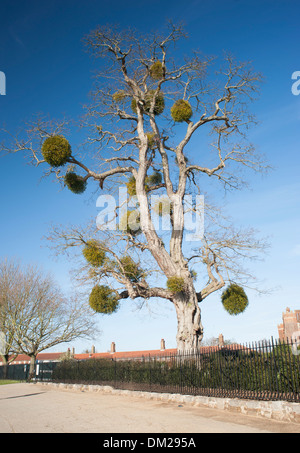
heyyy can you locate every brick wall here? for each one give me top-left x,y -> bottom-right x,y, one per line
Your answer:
278,307 -> 300,341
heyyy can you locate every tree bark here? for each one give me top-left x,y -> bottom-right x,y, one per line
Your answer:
1,354 -> 16,379
2,361 -> 8,379
28,355 -> 36,381
174,288 -> 204,351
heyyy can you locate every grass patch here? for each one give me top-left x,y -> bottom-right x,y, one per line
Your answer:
0,380 -> 22,385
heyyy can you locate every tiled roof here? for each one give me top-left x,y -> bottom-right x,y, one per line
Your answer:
0,343 -> 245,364
0,349 -> 179,364
73,344 -> 246,360
0,352 -> 64,364
74,348 -> 178,361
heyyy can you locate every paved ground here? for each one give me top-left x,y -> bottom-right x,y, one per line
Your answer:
0,383 -> 299,434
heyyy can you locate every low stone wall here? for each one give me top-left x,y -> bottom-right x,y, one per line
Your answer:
37,382 -> 300,424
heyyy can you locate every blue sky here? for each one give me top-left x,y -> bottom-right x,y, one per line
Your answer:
0,0 -> 299,353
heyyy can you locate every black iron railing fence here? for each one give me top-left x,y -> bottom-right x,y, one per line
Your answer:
1,338 -> 300,402
51,338 -> 300,402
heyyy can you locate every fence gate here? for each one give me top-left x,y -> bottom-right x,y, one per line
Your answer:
37,361 -> 58,381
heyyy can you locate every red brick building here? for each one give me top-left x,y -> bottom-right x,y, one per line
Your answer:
0,336 -> 229,366
278,307 -> 300,341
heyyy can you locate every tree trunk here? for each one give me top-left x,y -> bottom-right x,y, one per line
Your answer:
174,289 -> 204,352
1,354 -> 9,379
2,361 -> 8,379
28,355 -> 36,381
1,354 -> 18,379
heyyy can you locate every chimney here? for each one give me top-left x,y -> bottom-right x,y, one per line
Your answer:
218,334 -> 225,347
160,339 -> 166,350
91,345 -> 95,354
111,342 -> 116,353
72,347 -> 75,355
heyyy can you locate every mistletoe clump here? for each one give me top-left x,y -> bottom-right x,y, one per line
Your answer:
82,240 -> 106,267
131,90 -> 165,116
126,176 -> 150,197
126,171 -> 162,197
42,135 -> 72,167
126,176 -> 138,197
153,196 -> 173,217
149,61 -> 164,80
119,210 -> 141,236
147,171 -> 162,186
221,284 -> 249,315
89,285 -> 119,314
167,276 -> 185,293
119,255 -> 145,282
145,132 -> 157,149
190,270 -> 197,281
112,90 -> 127,103
64,172 -> 87,194
170,99 -> 193,122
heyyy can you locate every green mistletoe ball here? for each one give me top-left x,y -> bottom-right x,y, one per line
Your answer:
119,210 -> 141,236
82,240 -> 106,267
170,100 -> 193,122
64,172 -> 87,194
131,90 -> 165,116
42,135 -> 72,167
167,276 -> 185,293
119,255 -> 145,282
112,90 -> 127,103
89,285 -> 119,314
149,61 -> 164,80
221,284 -> 249,315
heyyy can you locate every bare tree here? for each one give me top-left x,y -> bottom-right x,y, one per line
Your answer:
0,258 -> 98,379
0,259 -> 21,377
0,24 -> 269,351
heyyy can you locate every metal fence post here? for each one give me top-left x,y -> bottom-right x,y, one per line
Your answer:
149,354 -> 151,391
179,352 -> 182,394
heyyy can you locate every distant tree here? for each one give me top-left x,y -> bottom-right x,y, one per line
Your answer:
0,258 -> 98,379
0,259 -> 21,377
201,336 -> 235,347
1,23 -> 269,351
